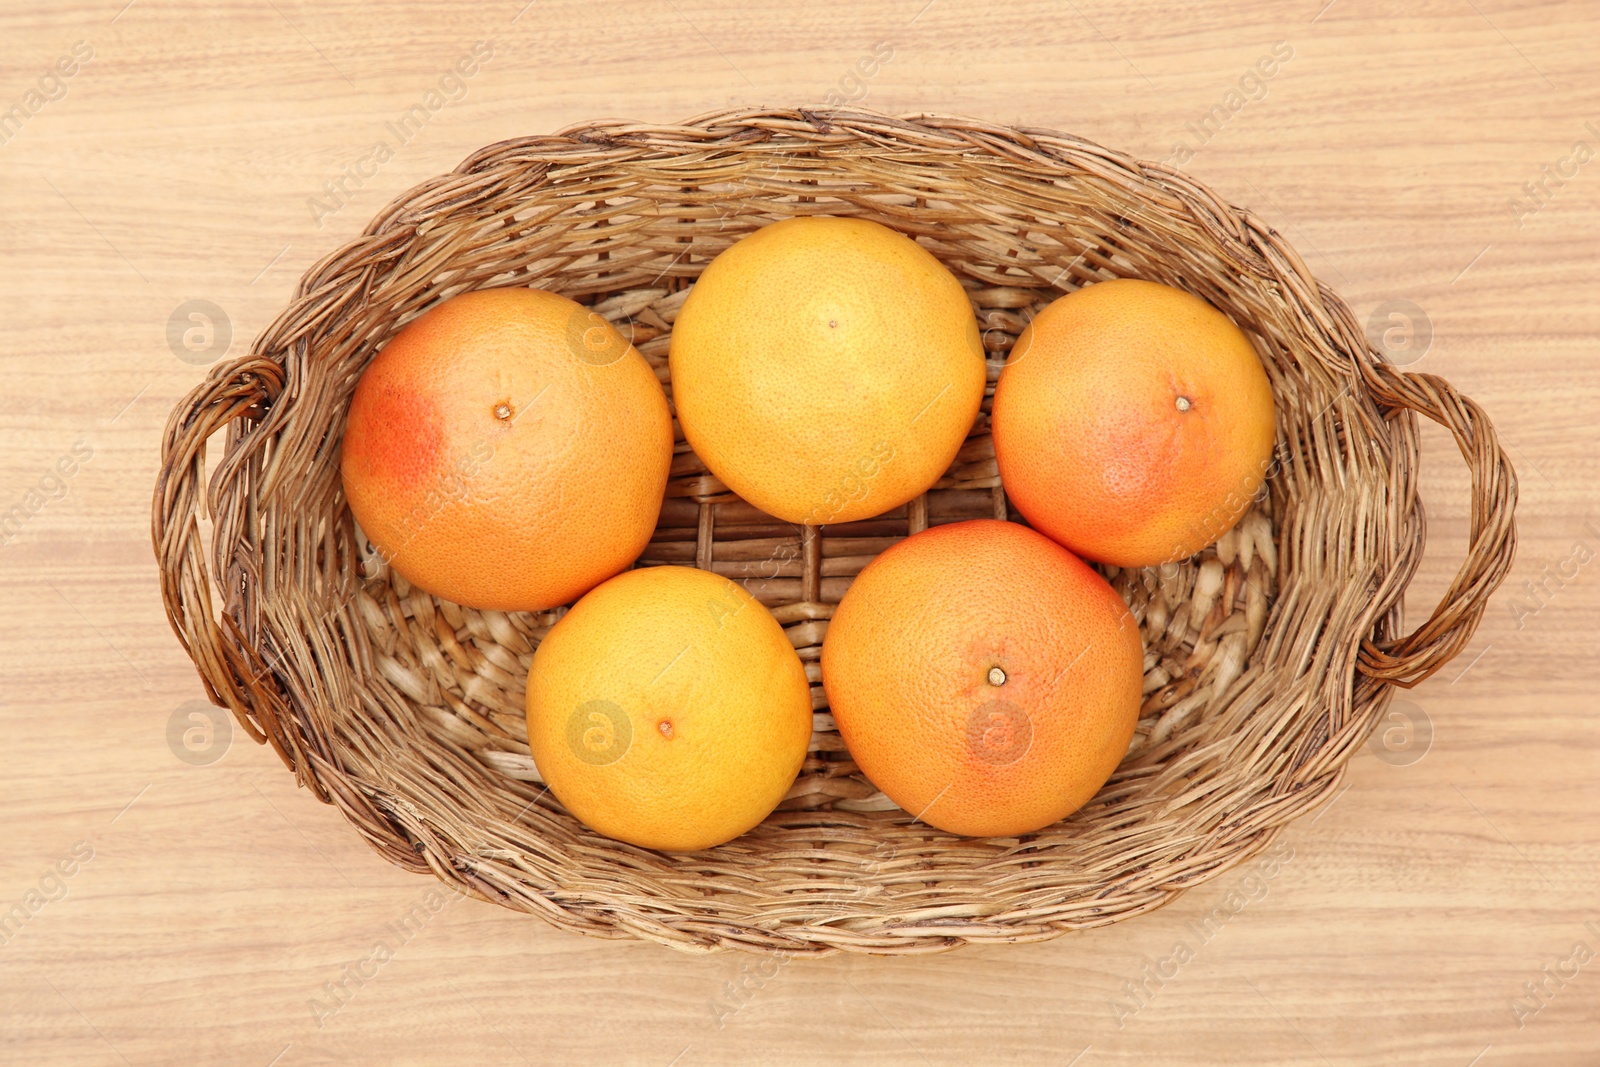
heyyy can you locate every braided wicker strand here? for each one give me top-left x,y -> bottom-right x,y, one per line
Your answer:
153,108 -> 1516,955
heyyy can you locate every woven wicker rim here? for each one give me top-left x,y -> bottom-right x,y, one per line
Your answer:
154,107 -> 1516,955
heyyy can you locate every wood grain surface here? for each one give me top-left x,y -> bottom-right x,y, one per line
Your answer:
2,0 -> 1596,1063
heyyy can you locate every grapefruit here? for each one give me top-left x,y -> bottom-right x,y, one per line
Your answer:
340,288 -> 672,612
992,278 -> 1276,568
525,565 -> 814,851
669,216 -> 986,526
820,519 -> 1143,837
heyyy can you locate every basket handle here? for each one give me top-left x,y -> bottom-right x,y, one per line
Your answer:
1354,361 -> 1518,688
152,358 -> 291,759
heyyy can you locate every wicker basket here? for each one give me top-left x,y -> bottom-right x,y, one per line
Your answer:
154,107 -> 1517,955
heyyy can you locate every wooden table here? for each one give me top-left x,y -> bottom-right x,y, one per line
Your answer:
3,1 -> 1595,1063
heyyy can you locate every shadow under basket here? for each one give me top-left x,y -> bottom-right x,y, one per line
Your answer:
154,108 -> 1517,955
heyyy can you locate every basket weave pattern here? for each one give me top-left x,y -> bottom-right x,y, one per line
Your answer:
155,108 -> 1516,954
